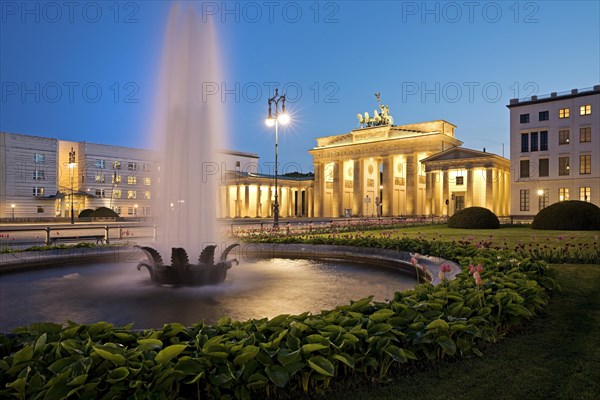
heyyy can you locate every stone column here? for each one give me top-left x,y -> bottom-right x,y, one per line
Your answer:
224,185 -> 231,218
425,171 -> 433,216
256,185 -> 261,217
352,159 -> 362,216
466,168 -> 474,208
405,154 -> 415,215
485,167 -> 494,211
313,162 -> 323,218
332,160 -> 343,218
382,156 -> 394,216
442,169 -> 449,216
235,185 -> 241,217
307,187 -> 313,217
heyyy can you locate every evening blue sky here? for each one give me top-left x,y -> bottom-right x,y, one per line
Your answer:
1,1 -> 599,172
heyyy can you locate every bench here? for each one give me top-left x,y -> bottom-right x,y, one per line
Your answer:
49,235 -> 106,245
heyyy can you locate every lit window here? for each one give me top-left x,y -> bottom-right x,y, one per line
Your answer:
538,189 -> 549,210
128,190 -> 137,199
559,108 -> 570,118
113,190 -> 121,199
579,104 -> 591,115
580,154 -> 591,174
144,191 -> 151,199
558,157 -> 570,176
95,189 -> 106,198
95,174 -> 105,183
520,159 -> 530,178
520,114 -> 530,123
34,153 -> 45,163
32,170 -> 45,180
539,159 -> 549,177
580,187 -> 591,202
559,130 -> 570,145
33,187 -> 45,196
144,177 -> 151,185
580,127 -> 591,143
112,174 -> 121,184
95,159 -> 105,168
520,189 -> 530,211
559,188 -> 569,201
455,176 -> 464,185
112,161 -> 121,169
127,176 -> 137,185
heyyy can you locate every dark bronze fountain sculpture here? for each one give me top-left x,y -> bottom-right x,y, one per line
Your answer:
136,244 -> 239,286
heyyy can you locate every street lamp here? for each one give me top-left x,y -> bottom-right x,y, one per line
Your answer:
265,88 -> 289,228
537,189 -> 545,210
68,147 -> 76,224
11,204 -> 15,222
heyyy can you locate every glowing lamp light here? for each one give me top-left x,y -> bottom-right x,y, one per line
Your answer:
278,113 -> 290,125
265,117 -> 275,127
537,189 -> 544,196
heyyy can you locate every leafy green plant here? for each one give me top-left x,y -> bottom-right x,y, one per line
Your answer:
532,200 -> 600,230
447,207 -> 500,229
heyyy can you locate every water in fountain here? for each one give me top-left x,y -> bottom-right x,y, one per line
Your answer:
151,4 -> 226,255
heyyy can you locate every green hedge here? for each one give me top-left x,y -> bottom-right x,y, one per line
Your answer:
78,209 -> 94,218
532,200 -> 600,230
0,238 -> 553,399
91,207 -> 119,218
447,207 -> 499,229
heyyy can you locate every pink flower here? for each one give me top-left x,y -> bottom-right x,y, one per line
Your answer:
473,271 -> 483,285
468,264 -> 475,274
441,263 -> 452,273
411,256 -> 418,265
476,264 -> 483,273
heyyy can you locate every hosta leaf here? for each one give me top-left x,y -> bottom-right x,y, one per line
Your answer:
247,372 -> 268,389
331,352 -> 355,368
34,333 -> 47,355
92,347 -> 126,366
277,348 -> 300,366
107,367 -> 130,383
426,319 -> 449,330
350,296 -> 373,311
307,355 -> 334,377
284,361 -> 306,376
155,344 -> 187,364
368,323 -> 392,335
68,374 -> 88,386
436,336 -> 457,356
233,345 -> 260,365
174,358 -> 202,374
383,345 -> 408,362
137,338 -> 163,352
369,309 -> 395,322
265,365 -> 290,387
302,343 -> 328,353
12,344 -> 33,365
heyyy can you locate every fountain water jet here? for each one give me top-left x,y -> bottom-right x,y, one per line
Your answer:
146,3 -> 236,284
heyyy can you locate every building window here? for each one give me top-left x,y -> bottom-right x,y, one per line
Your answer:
521,133 -> 529,152
127,176 -> 137,185
580,154 -> 591,174
37,206 -> 44,213
559,108 -> 570,118
580,127 -> 591,143
538,111 -> 549,121
33,187 -> 45,196
538,189 -> 549,210
530,132 -> 538,151
520,114 -> 530,123
540,131 -> 548,151
520,189 -> 530,211
95,174 -> 104,183
144,191 -> 151,199
558,157 -> 570,176
520,159 -> 530,178
32,170 -> 45,180
455,195 -> 465,211
112,161 -> 121,169
455,176 -> 464,185
559,188 -> 569,201
127,162 -> 138,171
580,187 -> 591,202
34,153 -> 45,163
559,130 -> 570,145
113,206 -> 121,215
144,177 -> 151,186
95,189 -> 106,198
95,159 -> 105,168
128,190 -> 137,199
112,174 -> 121,184
113,190 -> 121,199
580,104 -> 591,115
539,158 -> 549,177
142,163 -> 152,172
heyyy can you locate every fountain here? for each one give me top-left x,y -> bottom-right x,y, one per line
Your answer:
144,3 -> 237,282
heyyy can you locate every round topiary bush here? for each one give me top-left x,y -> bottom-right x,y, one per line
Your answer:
447,206 -> 500,229
91,207 -> 119,218
78,209 -> 94,218
532,200 -> 600,230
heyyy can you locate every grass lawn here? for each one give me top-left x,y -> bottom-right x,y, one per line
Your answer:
331,225 -> 599,248
325,263 -> 600,400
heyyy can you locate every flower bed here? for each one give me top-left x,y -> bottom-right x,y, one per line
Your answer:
0,238 -> 556,399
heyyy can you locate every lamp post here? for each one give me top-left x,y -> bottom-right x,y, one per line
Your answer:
11,204 -> 15,222
265,88 -> 289,228
537,189 -> 544,211
68,147 -> 76,224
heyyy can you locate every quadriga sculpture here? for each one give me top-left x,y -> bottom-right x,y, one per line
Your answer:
136,244 -> 239,286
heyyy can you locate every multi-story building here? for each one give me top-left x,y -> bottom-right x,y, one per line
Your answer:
508,85 -> 600,215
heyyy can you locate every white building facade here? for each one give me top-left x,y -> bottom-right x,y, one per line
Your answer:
508,85 -> 600,215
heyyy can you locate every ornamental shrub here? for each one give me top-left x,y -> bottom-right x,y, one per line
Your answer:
78,208 -> 94,218
532,200 -> 600,230
91,207 -> 119,218
447,207 -> 499,229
